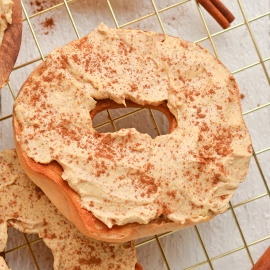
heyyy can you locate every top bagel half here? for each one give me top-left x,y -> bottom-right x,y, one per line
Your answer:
13,23 -> 252,242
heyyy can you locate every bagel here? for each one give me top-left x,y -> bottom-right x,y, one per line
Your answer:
0,149 -> 142,270
13,23 -> 252,242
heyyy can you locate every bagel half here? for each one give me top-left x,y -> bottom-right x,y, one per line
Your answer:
13,23 -> 252,242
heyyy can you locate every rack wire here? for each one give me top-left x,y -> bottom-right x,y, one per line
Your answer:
0,0 -> 269,269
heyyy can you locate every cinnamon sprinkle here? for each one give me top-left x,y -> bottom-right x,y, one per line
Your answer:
40,17 -> 55,35
30,0 -> 60,13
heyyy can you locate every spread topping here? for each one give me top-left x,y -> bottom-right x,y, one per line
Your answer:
14,23 -> 252,228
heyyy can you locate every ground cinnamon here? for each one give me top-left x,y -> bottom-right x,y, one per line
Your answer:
40,17 -> 55,35
42,17 -> 55,29
197,0 -> 230,29
30,0 -> 60,13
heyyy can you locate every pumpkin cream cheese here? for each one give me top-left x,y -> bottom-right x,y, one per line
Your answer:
0,149 -> 139,270
0,0 -> 13,45
14,23 -> 252,228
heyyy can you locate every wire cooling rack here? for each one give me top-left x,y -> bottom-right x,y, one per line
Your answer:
0,0 -> 270,269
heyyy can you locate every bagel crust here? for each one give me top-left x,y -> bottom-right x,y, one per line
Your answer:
13,23 -> 252,241
0,149 -> 141,270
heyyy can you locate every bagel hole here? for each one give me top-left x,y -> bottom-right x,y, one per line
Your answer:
92,100 -> 173,138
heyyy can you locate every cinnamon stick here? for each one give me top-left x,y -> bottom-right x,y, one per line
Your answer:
210,0 -> 235,23
252,246 -> 270,270
197,0 -> 230,29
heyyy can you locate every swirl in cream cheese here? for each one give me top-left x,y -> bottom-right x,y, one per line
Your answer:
14,23 -> 252,228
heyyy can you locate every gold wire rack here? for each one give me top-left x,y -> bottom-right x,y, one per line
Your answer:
1,0 -> 270,269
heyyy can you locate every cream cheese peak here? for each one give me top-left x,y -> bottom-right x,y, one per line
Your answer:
0,0 -> 13,45
14,23 -> 252,228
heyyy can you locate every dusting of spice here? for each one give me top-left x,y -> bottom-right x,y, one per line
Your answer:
240,93 -> 245,99
40,17 -> 55,35
30,0 -> 60,13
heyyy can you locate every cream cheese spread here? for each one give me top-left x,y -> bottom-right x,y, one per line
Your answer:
0,0 -> 13,46
0,149 -> 138,270
14,23 -> 252,228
